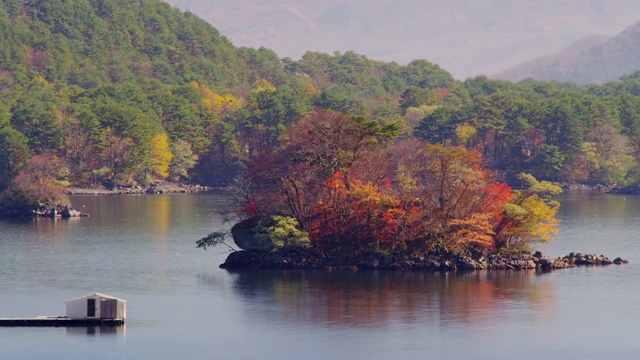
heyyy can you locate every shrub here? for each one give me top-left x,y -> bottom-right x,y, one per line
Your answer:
254,215 -> 310,249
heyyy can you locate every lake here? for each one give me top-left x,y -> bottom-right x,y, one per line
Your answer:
1,192 -> 639,359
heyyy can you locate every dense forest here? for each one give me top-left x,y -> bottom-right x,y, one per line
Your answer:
1,0 -> 640,211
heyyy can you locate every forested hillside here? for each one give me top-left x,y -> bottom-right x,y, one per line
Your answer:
1,0 -> 640,210
0,0 -> 452,195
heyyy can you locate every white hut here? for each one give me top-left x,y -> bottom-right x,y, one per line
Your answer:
66,293 -> 126,321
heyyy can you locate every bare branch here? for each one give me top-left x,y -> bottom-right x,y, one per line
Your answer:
196,231 -> 237,252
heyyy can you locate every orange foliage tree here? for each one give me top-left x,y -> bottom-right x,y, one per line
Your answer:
391,140 -> 514,252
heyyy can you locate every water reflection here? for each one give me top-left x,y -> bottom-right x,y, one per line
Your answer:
0,216 -> 83,243
66,325 -> 126,337
228,270 -> 557,329
149,195 -> 171,242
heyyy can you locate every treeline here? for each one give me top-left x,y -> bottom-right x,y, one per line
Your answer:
415,75 -> 640,185
1,0 -> 640,208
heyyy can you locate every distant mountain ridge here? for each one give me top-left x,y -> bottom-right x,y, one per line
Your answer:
166,0 -> 640,79
496,20 -> 640,84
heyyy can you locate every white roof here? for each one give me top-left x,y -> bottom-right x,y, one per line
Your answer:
66,293 -> 127,303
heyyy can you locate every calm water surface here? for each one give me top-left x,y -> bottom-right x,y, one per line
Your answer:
1,192 -> 639,359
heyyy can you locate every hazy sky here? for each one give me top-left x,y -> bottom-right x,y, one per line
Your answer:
166,0 -> 640,79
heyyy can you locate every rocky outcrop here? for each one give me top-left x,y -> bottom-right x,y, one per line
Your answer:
60,207 -> 86,218
67,181 -> 211,195
230,217 -> 275,251
220,248 -> 627,272
563,183 -> 618,193
0,204 -> 88,218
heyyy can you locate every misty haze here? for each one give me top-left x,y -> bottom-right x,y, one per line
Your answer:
166,0 -> 640,80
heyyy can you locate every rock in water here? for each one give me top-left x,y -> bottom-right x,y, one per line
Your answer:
61,208 -> 86,218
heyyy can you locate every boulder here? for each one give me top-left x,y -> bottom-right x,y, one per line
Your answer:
231,217 -> 275,251
456,257 -> 484,270
61,208 -> 85,218
614,257 -> 629,265
363,255 -> 380,269
536,258 -> 555,269
440,260 -> 457,271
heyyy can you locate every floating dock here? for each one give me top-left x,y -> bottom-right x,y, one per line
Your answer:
0,316 -> 124,327
1,292 -> 126,327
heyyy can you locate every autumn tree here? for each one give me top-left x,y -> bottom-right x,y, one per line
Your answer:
392,140 -> 512,252
309,177 -> 405,253
575,122 -> 636,184
296,140 -> 515,254
493,173 -> 562,251
239,110 -> 397,230
169,139 -> 198,181
404,104 -> 439,129
1,154 -> 69,208
149,133 -> 173,179
97,128 -> 135,183
190,81 -> 243,119
61,112 -> 103,184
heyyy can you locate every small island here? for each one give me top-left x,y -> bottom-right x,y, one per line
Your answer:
204,216 -> 627,272
198,111 -> 628,271
0,153 -> 90,218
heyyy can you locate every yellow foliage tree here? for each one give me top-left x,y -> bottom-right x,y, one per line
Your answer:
149,133 -> 173,179
403,105 -> 439,128
189,81 -> 243,117
493,173 -> 562,251
251,79 -> 276,93
455,123 -> 477,145
304,82 -> 318,95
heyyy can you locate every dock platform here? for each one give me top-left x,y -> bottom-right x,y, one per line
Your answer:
0,316 -> 125,327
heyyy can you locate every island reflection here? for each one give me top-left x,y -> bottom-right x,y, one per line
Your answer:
229,270 -> 557,329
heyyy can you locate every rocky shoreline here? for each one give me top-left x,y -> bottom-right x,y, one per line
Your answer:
0,204 -> 89,218
561,182 -> 640,194
562,183 -> 618,193
1,181 -> 213,217
66,180 -> 213,195
220,248 -> 629,272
